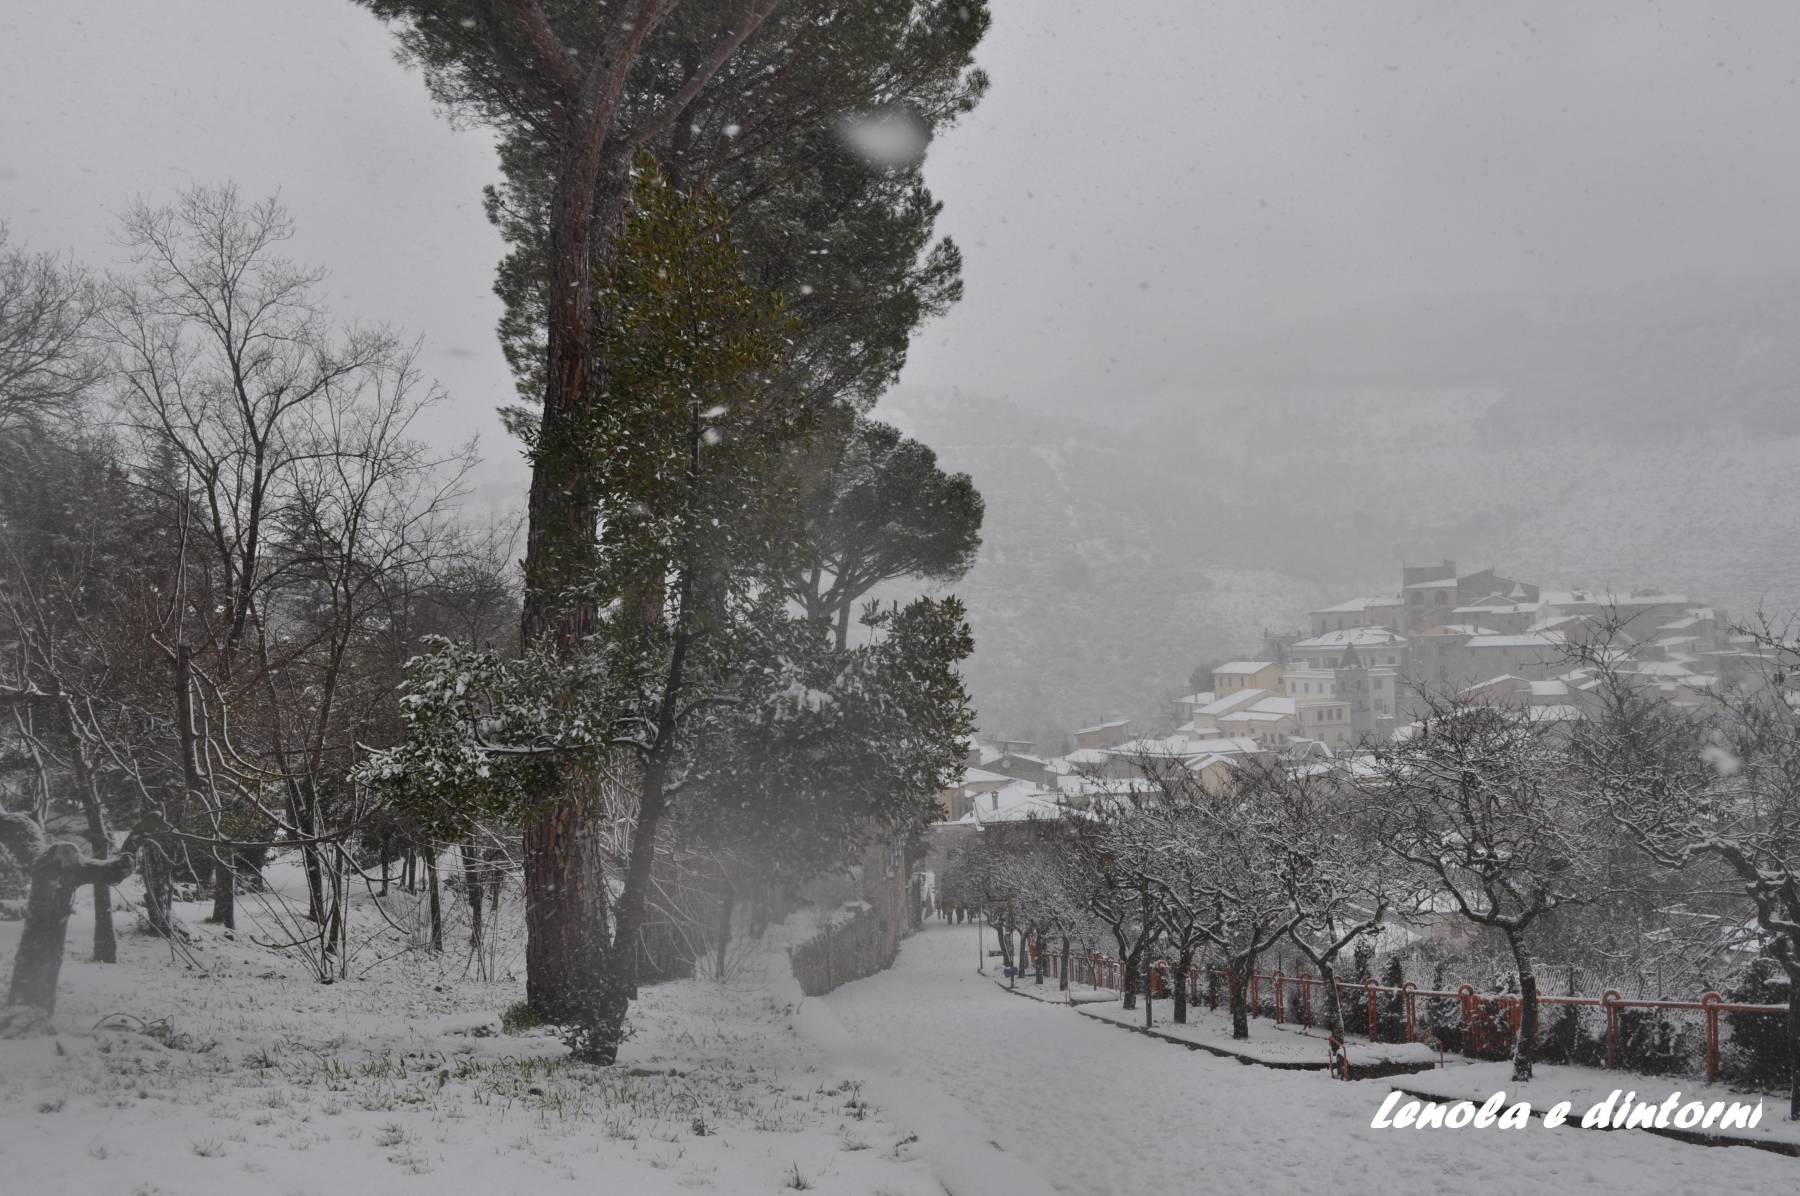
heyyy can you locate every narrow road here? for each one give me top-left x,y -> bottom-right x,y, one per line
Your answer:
823,922 -> 1794,1195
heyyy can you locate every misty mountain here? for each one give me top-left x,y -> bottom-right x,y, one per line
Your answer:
888,274 -> 1800,742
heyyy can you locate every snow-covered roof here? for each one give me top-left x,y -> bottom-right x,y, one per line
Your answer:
1213,660 -> 1276,675
959,780 -> 1069,825
1620,660 -> 1695,677
1291,627 -> 1407,650
1404,575 -> 1457,589
1314,595 -> 1399,613
1172,735 -> 1265,756
1466,632 -> 1567,649
961,767 -> 1012,785
1072,718 -> 1129,735
1197,687 -> 1267,717
1219,709 -> 1291,724
1175,691 -> 1216,706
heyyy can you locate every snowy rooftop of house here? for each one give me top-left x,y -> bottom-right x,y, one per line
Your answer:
1463,674 -> 1526,691
1072,718 -> 1130,735
1214,660 -> 1276,674
1539,588 -> 1689,609
961,782 -> 1073,825
1466,632 -> 1567,649
1103,734 -> 1198,759
961,767 -> 1012,785
1621,660 -> 1695,677
1404,575 -> 1458,589
1657,616 -> 1702,631
1217,695 -> 1299,722
1454,594 -> 1539,614
1436,623 -> 1497,636
1530,679 -> 1570,698
1291,627 -> 1407,649
1314,594 -> 1399,613
1176,691 -> 1216,706
1219,709 -> 1290,724
1197,687 -> 1268,717
1173,735 -> 1265,756
1528,614 -> 1583,633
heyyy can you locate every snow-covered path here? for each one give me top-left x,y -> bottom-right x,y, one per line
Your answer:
824,923 -> 1797,1195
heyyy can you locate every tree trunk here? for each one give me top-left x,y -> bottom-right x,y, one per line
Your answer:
1227,957 -> 1251,1039
714,880 -> 734,982
1317,958 -> 1348,1044
424,849 -> 442,953
208,851 -> 235,929
1506,928 -> 1539,1082
1121,949 -> 1141,1012
462,842 -> 484,951
3,821 -> 132,1020
379,836 -> 390,897
69,736 -> 116,962
1173,949 -> 1193,1024
140,841 -> 173,938
1784,958 -> 1800,1122
523,797 -> 610,1023
581,760 -> 672,1065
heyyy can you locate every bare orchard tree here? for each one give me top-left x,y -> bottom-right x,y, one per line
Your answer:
1234,758 -> 1426,1062
1366,693 -> 1613,1082
1141,765 -> 1299,1041
1572,632 -> 1800,1119
1065,792 -> 1162,1012
0,224 -> 102,431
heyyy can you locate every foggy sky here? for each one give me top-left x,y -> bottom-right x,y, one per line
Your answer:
7,1 -> 1800,491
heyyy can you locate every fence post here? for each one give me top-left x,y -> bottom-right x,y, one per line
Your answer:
1365,979 -> 1379,1042
1602,990 -> 1622,1071
1402,981 -> 1418,1042
1457,985 -> 1476,1057
1702,991 -> 1723,1084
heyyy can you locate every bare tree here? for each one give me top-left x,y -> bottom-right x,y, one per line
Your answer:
1574,631 -> 1800,1117
1367,693 -> 1611,1082
101,183 -> 477,961
0,225 -> 101,431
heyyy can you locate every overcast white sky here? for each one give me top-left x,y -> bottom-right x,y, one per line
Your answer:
7,1 -> 1800,499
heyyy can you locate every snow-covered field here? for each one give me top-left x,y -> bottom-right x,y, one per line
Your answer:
4,888 -> 1796,1195
0,877 -> 965,1196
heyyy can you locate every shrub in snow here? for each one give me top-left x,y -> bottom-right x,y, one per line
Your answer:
1724,958 -> 1792,1093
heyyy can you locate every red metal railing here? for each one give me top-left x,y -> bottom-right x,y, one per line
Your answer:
1026,939 -> 1783,1084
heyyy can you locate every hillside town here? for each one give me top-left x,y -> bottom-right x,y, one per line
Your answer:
941,558 -> 1774,826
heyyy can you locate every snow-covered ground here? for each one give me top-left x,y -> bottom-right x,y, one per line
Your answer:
5,887 -> 1796,1194
824,923 -> 1800,1194
0,876 -> 961,1195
